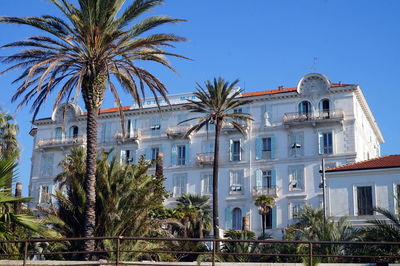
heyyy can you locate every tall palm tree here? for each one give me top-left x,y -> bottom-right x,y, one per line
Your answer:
0,111 -> 19,160
254,195 -> 275,236
0,0 -> 186,255
181,78 -> 253,248
176,193 -> 212,238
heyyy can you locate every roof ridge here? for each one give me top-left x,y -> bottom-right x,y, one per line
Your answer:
327,154 -> 400,172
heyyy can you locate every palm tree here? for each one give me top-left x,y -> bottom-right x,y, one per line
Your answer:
0,0 -> 186,255
40,147 -> 170,260
181,78 -> 252,248
176,193 -> 212,238
254,195 -> 275,236
0,111 -> 19,160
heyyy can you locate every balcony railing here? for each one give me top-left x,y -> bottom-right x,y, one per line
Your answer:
252,186 -> 278,197
196,152 -> 214,166
165,126 -> 190,139
114,129 -> 141,142
283,109 -> 344,124
36,136 -> 86,148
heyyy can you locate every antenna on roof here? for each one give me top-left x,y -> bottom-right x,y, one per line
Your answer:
311,56 -> 318,72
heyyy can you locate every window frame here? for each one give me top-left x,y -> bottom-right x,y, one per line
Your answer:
38,185 -> 50,204
229,169 -> 244,193
201,173 -> 213,195
289,201 -> 305,223
232,207 -> 243,230
173,174 -> 187,197
288,165 -> 305,192
177,144 -> 186,166
353,184 -> 375,216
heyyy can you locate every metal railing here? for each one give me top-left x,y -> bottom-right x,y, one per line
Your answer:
114,129 -> 141,141
283,109 -> 344,123
165,126 -> 190,138
36,136 -> 86,148
0,236 -> 399,265
252,186 -> 278,197
196,152 -> 214,166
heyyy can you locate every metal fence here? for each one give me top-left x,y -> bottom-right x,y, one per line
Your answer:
0,236 -> 399,265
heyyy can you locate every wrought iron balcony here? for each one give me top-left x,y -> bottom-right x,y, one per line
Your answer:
283,109 -> 344,126
196,152 -> 214,166
252,186 -> 278,197
222,120 -> 250,134
114,129 -> 141,142
166,126 -> 190,139
36,136 -> 86,148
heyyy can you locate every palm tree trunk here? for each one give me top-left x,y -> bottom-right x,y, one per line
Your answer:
83,106 -> 99,259
213,118 -> 222,250
261,214 -> 265,236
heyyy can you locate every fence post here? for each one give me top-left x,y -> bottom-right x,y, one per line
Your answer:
309,242 -> 313,266
116,236 -> 121,266
23,241 -> 28,266
212,239 -> 216,266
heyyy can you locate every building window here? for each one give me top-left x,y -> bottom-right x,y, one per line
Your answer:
40,153 -> 54,177
289,166 -> 304,191
151,117 -> 161,136
291,202 -> 304,221
298,101 -> 312,118
262,170 -> 272,188
256,137 -> 275,160
151,147 -> 160,161
318,132 -> 333,154
357,186 -> 373,216
173,175 -> 187,197
289,132 -> 304,158
397,185 -> 400,211
232,207 -> 242,230
319,99 -> 331,118
230,170 -> 244,192
262,138 -> 272,159
55,127 -> 63,139
120,150 -> 132,165
230,140 -> 242,161
201,173 -> 213,195
69,126 -> 78,138
39,185 -> 50,204
177,145 -> 186,166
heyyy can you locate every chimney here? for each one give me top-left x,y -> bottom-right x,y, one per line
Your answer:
278,85 -> 284,90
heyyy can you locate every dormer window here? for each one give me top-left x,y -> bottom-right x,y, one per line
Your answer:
319,99 -> 331,119
298,101 -> 312,119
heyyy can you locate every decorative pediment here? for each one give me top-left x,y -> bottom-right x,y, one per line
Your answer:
297,73 -> 331,97
51,103 -> 82,122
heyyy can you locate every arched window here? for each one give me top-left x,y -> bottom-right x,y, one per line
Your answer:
69,126 -> 79,138
232,207 -> 242,230
298,101 -> 312,118
55,127 -> 63,139
319,99 -> 331,119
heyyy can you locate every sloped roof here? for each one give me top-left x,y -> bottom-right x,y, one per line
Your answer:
326,155 -> 400,172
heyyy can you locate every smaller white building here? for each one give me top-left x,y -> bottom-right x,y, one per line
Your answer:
326,155 -> 400,226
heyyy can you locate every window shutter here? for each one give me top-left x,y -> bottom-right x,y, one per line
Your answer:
239,138 -> 243,161
271,136 -> 276,159
255,138 -> 262,160
171,144 -> 177,166
182,176 -> 188,194
144,148 -> 151,161
318,133 -> 324,154
185,144 -> 190,165
105,122 -> 112,141
69,127 -> 74,137
120,150 -> 127,164
297,168 -> 304,189
229,139 -> 234,161
225,207 -> 232,229
357,187 -> 363,215
229,171 -> 233,188
271,206 -> 277,228
271,169 -> 276,187
256,169 -> 263,188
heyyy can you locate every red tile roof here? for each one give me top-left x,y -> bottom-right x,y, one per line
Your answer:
242,87 -> 297,97
82,106 -> 131,115
326,155 -> 400,172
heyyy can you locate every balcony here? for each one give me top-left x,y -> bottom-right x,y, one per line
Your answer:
36,136 -> 86,149
252,186 -> 278,197
196,152 -> 214,166
166,126 -> 190,139
114,129 -> 141,143
222,120 -> 250,134
283,109 -> 344,127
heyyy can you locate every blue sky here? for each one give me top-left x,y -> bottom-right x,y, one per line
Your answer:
1,0 -> 399,195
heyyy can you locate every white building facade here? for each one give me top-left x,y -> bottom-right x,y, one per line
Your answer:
326,155 -> 400,226
28,73 -> 383,237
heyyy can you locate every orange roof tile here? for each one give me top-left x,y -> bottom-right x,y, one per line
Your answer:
326,155 -> 400,172
82,106 -> 131,116
242,87 -> 297,97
